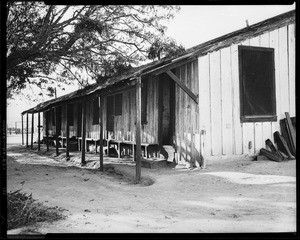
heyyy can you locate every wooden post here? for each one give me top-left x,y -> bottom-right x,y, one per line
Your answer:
157,78 -> 163,146
31,113 -> 34,149
135,77 -> 142,182
38,112 -> 40,151
46,111 -> 49,151
200,130 -> 206,168
99,96 -> 104,172
26,113 -> 29,148
55,107 -> 59,156
81,100 -> 86,164
273,131 -> 295,159
21,114 -> 24,145
285,112 -> 296,155
66,104 -> 70,160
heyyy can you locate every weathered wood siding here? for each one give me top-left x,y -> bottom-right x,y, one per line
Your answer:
44,76 -> 160,144
173,60 -> 200,166
103,76 -> 159,143
44,108 -> 55,136
44,102 -> 82,138
198,22 -> 295,156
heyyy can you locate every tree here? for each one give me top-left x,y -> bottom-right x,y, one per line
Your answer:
147,37 -> 185,60
6,3 -> 182,98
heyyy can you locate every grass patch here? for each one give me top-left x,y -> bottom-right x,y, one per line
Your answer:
7,189 -> 66,230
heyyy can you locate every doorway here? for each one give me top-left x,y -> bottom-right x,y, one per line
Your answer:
56,106 -> 62,135
159,75 -> 175,145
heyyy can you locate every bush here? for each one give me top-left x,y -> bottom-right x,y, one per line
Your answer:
7,189 -> 65,230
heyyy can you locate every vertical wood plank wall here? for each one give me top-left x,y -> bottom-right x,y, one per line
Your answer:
173,60 -> 200,166
198,23 -> 295,156
44,76 -> 160,144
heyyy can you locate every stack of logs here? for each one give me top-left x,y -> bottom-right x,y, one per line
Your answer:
259,112 -> 296,162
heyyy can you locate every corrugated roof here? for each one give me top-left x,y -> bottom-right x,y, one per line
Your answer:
22,10 -> 295,114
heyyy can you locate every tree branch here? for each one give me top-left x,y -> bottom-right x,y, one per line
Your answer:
59,61 -> 85,87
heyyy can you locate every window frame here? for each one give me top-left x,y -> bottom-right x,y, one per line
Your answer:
238,45 -> 277,123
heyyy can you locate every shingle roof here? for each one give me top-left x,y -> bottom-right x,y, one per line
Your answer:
22,10 -> 295,114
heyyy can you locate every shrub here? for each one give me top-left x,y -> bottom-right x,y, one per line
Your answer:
7,189 -> 65,230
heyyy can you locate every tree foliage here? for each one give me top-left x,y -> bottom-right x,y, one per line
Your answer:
6,3 -> 183,98
148,38 -> 185,60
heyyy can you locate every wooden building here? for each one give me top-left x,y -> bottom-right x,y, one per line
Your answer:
22,10 -> 295,170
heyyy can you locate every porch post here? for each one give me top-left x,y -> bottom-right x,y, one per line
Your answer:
26,113 -> 29,148
38,112 -> 40,151
21,114 -> 24,145
66,104 -> 70,160
31,113 -> 34,149
55,107 -> 59,156
46,110 -> 49,151
135,76 -> 142,182
81,100 -> 86,164
99,96 -> 104,172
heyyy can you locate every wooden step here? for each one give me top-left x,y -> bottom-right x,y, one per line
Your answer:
141,159 -> 167,169
162,145 -> 176,162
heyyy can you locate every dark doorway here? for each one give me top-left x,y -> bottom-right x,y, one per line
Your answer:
56,106 -> 62,135
159,75 -> 175,145
106,95 -> 115,132
77,102 -> 82,137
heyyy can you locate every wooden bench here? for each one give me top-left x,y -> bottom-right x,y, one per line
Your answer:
108,139 -> 123,158
43,135 -> 78,151
43,135 -> 55,146
78,137 -> 108,154
108,140 -> 159,159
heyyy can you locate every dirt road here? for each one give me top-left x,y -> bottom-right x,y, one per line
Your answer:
6,142 -> 296,233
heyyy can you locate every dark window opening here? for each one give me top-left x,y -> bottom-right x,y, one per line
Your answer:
114,93 -> 122,116
107,95 -> 115,116
67,104 -> 74,126
52,108 -> 56,126
141,79 -> 148,124
106,93 -> 123,131
238,46 -> 276,122
55,106 -> 62,135
45,110 -> 50,127
92,97 -> 99,125
106,95 -> 115,131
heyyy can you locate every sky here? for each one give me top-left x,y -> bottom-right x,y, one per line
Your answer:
6,4 -> 296,128
165,4 -> 295,49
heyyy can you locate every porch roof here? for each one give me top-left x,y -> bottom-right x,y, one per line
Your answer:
22,10 -> 294,115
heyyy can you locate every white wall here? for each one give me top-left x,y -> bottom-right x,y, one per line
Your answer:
198,23 -> 295,156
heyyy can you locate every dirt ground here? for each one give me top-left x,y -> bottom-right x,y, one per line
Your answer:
5,134 -> 296,234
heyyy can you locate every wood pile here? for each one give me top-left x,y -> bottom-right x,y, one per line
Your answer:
258,112 -> 296,162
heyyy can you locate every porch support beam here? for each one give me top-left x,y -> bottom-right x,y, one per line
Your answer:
55,107 -> 59,156
135,76 -> 142,182
21,114 -> 24,145
31,113 -> 34,149
81,100 -> 86,165
26,113 -> 29,148
45,111 -> 49,151
66,104 -> 70,160
166,70 -> 198,104
38,112 -> 40,151
99,96 -> 104,172
151,57 -> 196,76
